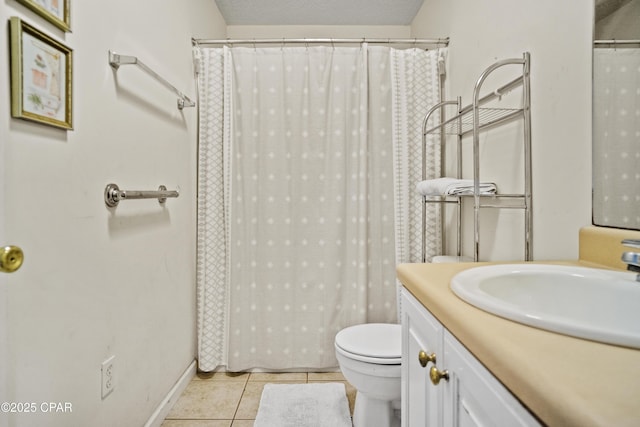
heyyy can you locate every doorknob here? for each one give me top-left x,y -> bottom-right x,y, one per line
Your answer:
0,245 -> 24,273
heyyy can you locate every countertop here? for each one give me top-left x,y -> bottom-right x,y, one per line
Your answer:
397,261 -> 640,427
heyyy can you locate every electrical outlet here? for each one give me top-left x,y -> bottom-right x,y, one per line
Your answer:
101,355 -> 115,398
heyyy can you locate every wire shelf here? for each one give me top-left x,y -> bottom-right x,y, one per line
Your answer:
425,107 -> 524,136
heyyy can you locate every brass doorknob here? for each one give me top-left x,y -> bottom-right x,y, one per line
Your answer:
0,245 -> 24,273
429,366 -> 449,385
418,350 -> 436,367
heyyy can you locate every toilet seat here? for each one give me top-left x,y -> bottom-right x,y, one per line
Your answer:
335,323 -> 401,365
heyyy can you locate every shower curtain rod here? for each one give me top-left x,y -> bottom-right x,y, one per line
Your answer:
594,39 -> 640,45
192,37 -> 449,47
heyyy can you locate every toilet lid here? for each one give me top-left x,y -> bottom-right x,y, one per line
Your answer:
335,323 -> 401,360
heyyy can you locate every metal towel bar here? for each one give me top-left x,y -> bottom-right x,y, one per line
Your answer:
108,50 -> 196,110
104,183 -> 179,207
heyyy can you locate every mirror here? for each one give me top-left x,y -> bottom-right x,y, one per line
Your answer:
592,0 -> 640,230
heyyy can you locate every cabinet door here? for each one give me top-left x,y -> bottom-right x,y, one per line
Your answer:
401,290 -> 444,427
441,331 -> 540,427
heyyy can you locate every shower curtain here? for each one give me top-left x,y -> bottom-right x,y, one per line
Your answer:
593,48 -> 640,229
196,44 -> 445,372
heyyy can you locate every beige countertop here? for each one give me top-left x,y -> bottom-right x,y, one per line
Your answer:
397,260 -> 640,427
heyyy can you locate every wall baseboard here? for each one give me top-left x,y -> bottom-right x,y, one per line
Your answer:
144,359 -> 197,427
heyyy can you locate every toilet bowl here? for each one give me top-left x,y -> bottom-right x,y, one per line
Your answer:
334,323 -> 401,427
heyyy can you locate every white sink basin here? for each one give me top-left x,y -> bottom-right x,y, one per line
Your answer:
450,264 -> 640,348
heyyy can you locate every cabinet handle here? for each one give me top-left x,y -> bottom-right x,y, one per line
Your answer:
429,366 -> 449,385
418,350 -> 437,367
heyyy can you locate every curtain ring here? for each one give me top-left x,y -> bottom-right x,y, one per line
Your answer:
331,39 -> 335,51
252,39 -> 256,52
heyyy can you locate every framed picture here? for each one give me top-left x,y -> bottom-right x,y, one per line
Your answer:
15,0 -> 70,32
9,17 -> 73,130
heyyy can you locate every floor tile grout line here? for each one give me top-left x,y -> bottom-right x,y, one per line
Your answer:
234,372 -> 310,422
230,375 -> 250,422
231,372 -> 312,422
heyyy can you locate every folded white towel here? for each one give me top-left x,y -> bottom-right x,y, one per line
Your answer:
416,177 -> 497,196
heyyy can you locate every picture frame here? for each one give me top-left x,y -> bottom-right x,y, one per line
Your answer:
15,0 -> 70,32
9,17 -> 73,130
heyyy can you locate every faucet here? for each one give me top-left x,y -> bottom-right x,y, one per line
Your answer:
622,239 -> 640,282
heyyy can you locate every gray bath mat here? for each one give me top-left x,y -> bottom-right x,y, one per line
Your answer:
254,382 -> 352,427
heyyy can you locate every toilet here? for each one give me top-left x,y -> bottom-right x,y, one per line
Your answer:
334,323 -> 402,427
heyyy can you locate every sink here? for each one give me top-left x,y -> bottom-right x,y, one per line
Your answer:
450,264 -> 640,349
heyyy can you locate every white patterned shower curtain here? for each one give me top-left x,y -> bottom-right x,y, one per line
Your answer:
195,44 -> 445,372
593,48 -> 640,229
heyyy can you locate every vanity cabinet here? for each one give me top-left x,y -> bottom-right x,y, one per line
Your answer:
401,289 -> 540,427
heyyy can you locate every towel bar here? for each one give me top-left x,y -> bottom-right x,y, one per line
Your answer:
104,183 -> 179,207
108,50 -> 196,110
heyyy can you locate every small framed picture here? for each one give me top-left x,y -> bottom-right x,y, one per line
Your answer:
15,0 -> 70,32
9,17 -> 73,130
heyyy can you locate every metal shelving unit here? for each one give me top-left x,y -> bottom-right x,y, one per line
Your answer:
421,52 -> 532,262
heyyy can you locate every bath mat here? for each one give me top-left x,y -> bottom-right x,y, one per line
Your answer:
254,382 -> 352,427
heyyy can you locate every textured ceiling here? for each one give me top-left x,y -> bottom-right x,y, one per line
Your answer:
595,0 -> 634,21
215,0 -> 425,25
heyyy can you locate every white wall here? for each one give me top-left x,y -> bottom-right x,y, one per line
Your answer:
412,0 -> 594,260
0,1 -> 225,426
227,25 -> 411,39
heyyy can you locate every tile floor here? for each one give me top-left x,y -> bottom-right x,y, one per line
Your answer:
162,371 -> 356,427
